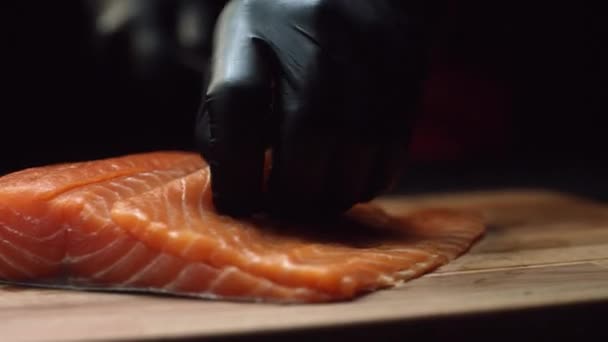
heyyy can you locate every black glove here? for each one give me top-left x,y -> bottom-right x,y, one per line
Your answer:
196,0 -> 429,218
86,0 -> 227,78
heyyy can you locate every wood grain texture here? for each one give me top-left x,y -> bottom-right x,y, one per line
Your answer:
2,189 -> 608,341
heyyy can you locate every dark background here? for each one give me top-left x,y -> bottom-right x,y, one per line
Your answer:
2,1 -> 607,200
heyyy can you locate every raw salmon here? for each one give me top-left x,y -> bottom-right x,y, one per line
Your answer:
0,152 -> 484,303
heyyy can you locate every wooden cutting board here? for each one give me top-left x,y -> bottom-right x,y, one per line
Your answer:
2,190 -> 608,341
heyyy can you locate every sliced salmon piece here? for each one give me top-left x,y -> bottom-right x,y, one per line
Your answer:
0,151 -> 484,303
0,152 -> 201,280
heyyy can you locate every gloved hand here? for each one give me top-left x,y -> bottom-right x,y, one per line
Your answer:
196,0 -> 429,218
86,0 -> 227,78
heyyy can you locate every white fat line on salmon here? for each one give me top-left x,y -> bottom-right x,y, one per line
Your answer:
376,274 -> 396,285
123,174 -> 155,189
192,174 -> 254,256
74,191 -> 113,218
0,235 -> 56,266
119,253 -> 172,286
108,180 -> 138,197
209,232 -> 228,250
64,210 -> 116,240
279,254 -> 295,270
395,269 -> 416,279
207,266 -> 238,292
189,185 -> 231,249
163,263 -> 205,291
294,287 -> 324,299
196,178 -> 209,220
196,170 -> 212,218
174,236 -> 197,259
0,247 -> 35,278
345,257 -> 415,269
180,178 -> 197,233
240,248 -> 263,264
382,247 -> 436,258
121,176 -> 150,189
90,184 -> 122,204
390,260 -> 440,286
163,184 -> 179,228
63,232 -> 129,264
81,201 -> 114,224
46,263 -> 397,302
108,163 -> 123,171
194,251 -> 325,296
0,222 -> 64,243
119,169 -> 186,194
138,171 -> 172,188
77,204 -> 99,223
67,260 -> 328,303
90,242 -> 149,280
356,251 -> 423,262
270,254 -> 329,280
5,207 -> 41,226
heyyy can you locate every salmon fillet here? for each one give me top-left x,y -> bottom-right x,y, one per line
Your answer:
0,152 -> 484,303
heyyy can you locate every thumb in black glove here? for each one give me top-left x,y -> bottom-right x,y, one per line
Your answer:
196,0 -> 429,218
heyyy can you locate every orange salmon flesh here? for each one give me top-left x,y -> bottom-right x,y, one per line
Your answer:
0,152 -> 484,303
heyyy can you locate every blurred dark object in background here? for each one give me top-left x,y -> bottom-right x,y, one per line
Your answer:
2,1 -> 224,171
398,1 -> 608,201
2,1 -> 607,199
